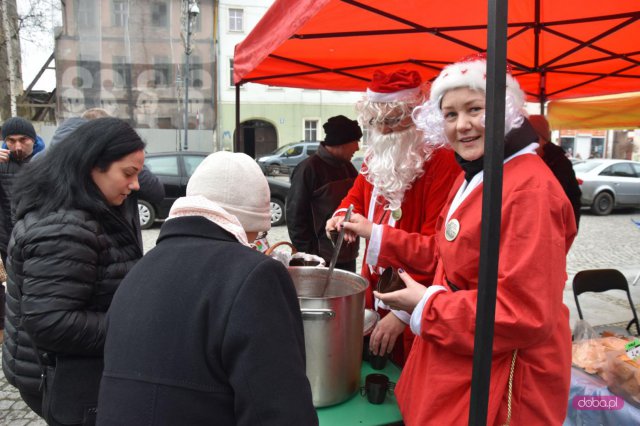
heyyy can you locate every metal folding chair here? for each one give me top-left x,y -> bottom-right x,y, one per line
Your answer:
573,268 -> 640,336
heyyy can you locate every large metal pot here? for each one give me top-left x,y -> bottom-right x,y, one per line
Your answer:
288,266 -> 367,407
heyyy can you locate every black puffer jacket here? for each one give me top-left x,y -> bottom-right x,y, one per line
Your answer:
2,207 -> 142,395
0,154 -> 35,257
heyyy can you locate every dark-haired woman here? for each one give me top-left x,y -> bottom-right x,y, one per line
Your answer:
2,117 -> 145,420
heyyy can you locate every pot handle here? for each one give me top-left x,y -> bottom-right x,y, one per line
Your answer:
301,308 -> 335,320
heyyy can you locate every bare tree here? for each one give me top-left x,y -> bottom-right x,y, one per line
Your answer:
16,0 -> 60,46
0,0 -> 60,121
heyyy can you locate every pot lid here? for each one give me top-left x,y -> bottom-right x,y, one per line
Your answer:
363,309 -> 380,336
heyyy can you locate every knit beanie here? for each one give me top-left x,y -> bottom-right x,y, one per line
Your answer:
2,117 -> 37,141
186,151 -> 271,232
323,115 -> 363,146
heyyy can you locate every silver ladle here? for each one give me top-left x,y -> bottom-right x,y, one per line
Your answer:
322,204 -> 353,296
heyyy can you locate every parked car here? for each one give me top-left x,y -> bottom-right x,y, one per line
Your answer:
257,141 -> 320,176
138,151 -> 290,229
573,159 -> 640,215
351,155 -> 365,172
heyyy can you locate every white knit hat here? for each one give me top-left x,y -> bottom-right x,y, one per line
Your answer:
187,151 -> 271,232
429,57 -> 525,109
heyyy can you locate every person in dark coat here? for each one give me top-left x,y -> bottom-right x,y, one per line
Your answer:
0,117 -> 45,343
0,117 -> 45,265
34,113 -> 165,244
529,114 -> 582,228
98,151 -> 317,426
2,117 -> 145,418
286,115 -> 361,271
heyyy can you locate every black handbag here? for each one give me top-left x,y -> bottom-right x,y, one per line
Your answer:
40,355 -> 103,426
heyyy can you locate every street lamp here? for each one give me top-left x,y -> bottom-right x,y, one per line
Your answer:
183,0 -> 199,151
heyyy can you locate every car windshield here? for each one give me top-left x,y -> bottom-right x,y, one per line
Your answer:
573,161 -> 604,173
270,144 -> 296,156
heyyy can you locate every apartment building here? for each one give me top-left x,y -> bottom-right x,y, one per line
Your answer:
54,0 -> 362,155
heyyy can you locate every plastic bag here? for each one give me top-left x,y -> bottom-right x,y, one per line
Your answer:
601,349 -> 640,407
571,320 -> 628,374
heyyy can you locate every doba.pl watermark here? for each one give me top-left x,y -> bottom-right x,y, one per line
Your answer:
572,395 -> 624,410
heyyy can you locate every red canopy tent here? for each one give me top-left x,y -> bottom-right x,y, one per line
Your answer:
234,0 -> 640,107
234,2 -> 640,424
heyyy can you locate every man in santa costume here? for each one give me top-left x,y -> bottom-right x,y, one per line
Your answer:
326,69 -> 460,365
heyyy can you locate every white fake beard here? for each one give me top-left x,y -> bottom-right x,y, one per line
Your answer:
362,127 -> 430,211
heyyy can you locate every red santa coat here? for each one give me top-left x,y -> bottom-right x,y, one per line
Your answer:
336,147 -> 460,363
384,154 -> 576,425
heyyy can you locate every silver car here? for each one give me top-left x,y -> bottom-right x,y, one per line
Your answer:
573,159 -> 640,215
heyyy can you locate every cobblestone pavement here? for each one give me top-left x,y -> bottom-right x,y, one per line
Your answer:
2,209 -> 639,423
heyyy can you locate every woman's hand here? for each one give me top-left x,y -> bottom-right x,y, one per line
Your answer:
325,215 -> 343,235
374,269 -> 427,314
340,213 -> 372,242
369,313 -> 406,356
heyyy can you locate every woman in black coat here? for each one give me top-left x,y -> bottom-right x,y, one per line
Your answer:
98,151 -> 317,425
2,118 -> 146,419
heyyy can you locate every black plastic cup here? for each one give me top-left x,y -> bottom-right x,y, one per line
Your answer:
369,353 -> 389,370
376,267 -> 406,294
361,373 -> 391,404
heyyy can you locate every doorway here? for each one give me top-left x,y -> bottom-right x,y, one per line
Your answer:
234,119 -> 277,158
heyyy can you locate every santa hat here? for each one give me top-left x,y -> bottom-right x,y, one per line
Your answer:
366,69 -> 423,103
429,55 -> 525,109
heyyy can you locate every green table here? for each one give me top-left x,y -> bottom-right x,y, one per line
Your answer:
316,361 -> 403,426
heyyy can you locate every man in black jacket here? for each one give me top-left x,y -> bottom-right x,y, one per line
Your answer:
286,115 -> 361,271
0,117 -> 45,342
529,114 -> 582,228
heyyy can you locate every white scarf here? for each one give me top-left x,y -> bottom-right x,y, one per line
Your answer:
167,195 -> 250,247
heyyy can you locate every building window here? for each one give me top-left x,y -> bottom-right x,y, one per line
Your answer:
151,1 -> 169,27
591,137 -> 605,158
229,8 -> 243,32
153,56 -> 171,87
229,58 -> 234,87
304,120 -> 319,141
112,0 -> 128,27
190,56 -> 203,88
76,0 -> 95,28
77,58 -> 100,89
112,56 -> 131,88
560,137 -> 575,157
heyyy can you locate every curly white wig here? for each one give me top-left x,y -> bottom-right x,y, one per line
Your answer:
412,59 -> 526,146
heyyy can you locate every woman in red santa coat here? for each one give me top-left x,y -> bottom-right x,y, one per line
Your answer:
344,56 -> 577,425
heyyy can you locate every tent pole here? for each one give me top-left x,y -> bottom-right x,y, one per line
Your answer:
540,71 -> 547,115
468,0 -> 508,424
235,84 -> 241,152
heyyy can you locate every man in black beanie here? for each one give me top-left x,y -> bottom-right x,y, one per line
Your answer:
1,116 -> 45,343
286,115 -> 361,271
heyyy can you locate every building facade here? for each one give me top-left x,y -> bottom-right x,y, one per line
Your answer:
53,0 -> 363,155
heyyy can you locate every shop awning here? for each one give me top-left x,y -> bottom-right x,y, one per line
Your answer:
548,92 -> 640,129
